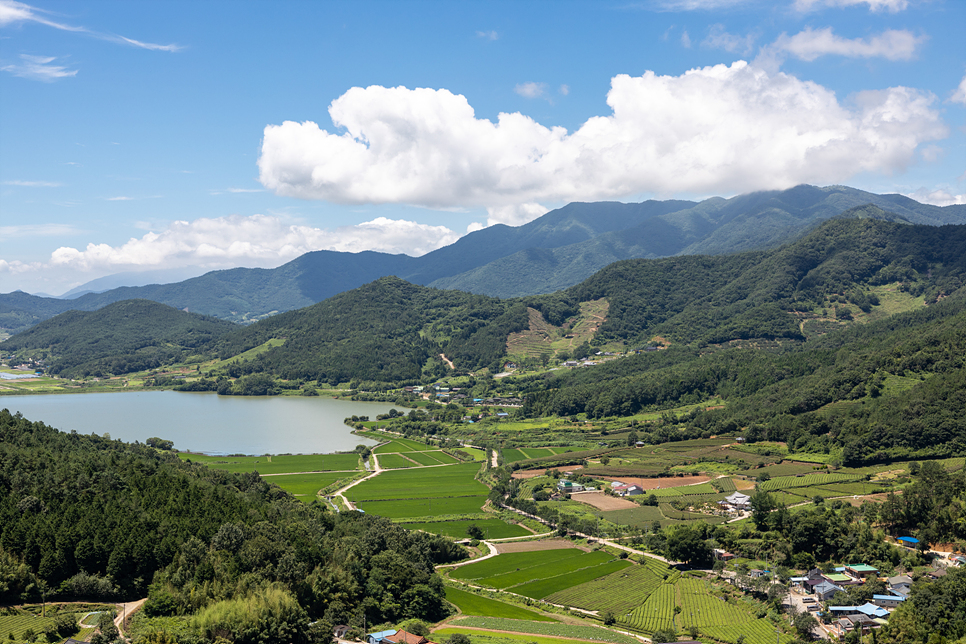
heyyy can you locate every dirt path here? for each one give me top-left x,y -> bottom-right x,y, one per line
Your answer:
440,353 -> 455,370
115,598 -> 146,636
335,453 -> 384,510
437,540 -> 499,569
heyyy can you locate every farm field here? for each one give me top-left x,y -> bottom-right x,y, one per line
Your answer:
358,495 -> 488,518
263,472 -> 351,498
372,438 -> 436,453
179,452 -> 360,473
545,559 -> 670,614
448,549 -> 586,581
512,559 -> 632,599
347,462 -> 487,501
375,453 -> 419,469
480,551 -> 616,589
757,472 -> 862,492
401,518 -> 532,539
405,450 -> 459,466
433,628 -> 607,644
445,617 -> 639,644
443,587 -> 556,621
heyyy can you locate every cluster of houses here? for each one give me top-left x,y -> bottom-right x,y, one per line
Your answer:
787,564 -> 927,637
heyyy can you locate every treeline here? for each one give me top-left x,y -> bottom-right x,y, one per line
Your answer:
0,300 -> 235,378
0,409 -> 464,641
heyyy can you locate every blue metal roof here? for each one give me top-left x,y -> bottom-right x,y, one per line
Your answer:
873,594 -> 905,601
898,536 -> 919,543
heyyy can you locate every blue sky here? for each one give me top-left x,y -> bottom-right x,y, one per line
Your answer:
1,0 -> 964,295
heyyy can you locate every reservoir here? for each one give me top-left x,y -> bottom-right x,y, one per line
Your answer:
0,391 -> 399,455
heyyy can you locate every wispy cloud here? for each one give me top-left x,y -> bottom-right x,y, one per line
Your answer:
645,0 -> 751,10
0,223 -> 80,237
1,53 -> 76,81
105,196 -> 134,201
209,187 -> 266,195
755,27 -> 924,71
0,0 -> 182,51
680,30 -> 691,48
476,30 -> 498,41
794,0 -> 909,13
514,81 -> 547,99
3,178 -> 63,187
703,24 -> 756,54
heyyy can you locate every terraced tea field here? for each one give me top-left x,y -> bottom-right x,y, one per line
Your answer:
545,557 -> 670,614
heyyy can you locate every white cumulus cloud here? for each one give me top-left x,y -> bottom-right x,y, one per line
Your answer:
44,214 -> 459,272
258,62 -> 947,225
905,187 -> 966,207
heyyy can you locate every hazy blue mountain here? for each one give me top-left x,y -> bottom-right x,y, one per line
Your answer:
58,266 -> 212,298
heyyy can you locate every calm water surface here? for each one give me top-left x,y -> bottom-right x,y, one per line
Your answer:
1,391 -> 398,455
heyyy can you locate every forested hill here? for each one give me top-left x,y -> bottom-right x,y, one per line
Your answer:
562,217 -> 966,347
191,218 -> 966,388
0,299 -> 237,378
3,185 -> 964,335
0,409 -> 463,633
209,277 -> 530,385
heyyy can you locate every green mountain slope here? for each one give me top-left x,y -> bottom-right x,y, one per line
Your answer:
210,278 -> 529,385
0,299 -> 236,378
430,186 -> 966,297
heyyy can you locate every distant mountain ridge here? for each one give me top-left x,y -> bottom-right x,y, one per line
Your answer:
2,185 -> 964,334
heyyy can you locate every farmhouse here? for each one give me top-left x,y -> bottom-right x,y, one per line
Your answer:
844,564 -> 879,580
557,479 -> 584,492
624,485 -> 644,496
814,580 -> 845,601
872,594 -> 906,608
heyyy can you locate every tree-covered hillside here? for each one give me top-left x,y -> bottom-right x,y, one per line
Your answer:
0,409 -> 464,638
0,300 -> 237,378
210,277 -> 529,385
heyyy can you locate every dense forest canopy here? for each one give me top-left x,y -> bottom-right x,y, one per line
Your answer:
0,300 -> 236,378
0,410 -> 464,640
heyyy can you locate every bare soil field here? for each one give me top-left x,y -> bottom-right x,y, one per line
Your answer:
570,492 -> 639,511
597,475 -> 710,489
511,465 -> 583,479
495,539 -> 584,553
